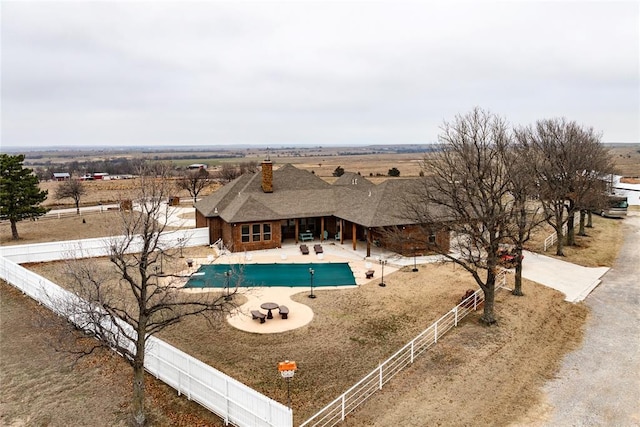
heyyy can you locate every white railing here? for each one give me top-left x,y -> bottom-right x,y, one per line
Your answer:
300,272 -> 507,427
0,237 -> 292,427
542,213 -> 576,252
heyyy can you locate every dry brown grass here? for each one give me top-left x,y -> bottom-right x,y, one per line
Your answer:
0,281 -> 226,427
37,178 -> 221,209
0,151 -> 629,426
525,214 -> 623,267
1,211 -> 125,246
608,144 -> 640,177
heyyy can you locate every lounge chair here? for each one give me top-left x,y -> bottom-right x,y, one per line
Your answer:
300,244 -> 309,255
314,244 -> 323,254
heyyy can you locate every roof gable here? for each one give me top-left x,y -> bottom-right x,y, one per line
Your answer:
333,172 -> 375,190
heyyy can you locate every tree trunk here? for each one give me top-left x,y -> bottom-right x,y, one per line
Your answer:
566,209 -> 576,246
10,219 -> 19,240
480,270 -> 496,325
512,248 -> 524,296
578,210 -> 587,236
131,334 -> 146,426
587,210 -> 593,228
75,200 -> 80,215
555,226 -> 565,256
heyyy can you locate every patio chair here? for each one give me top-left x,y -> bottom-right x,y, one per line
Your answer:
314,244 -> 323,254
300,244 -> 309,255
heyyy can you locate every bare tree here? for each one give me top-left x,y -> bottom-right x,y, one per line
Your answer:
406,108 -> 512,325
239,161 -> 259,174
216,163 -> 242,183
55,179 -> 87,214
503,139 -> 547,296
176,168 -> 212,203
518,118 -> 614,255
55,164 -> 234,426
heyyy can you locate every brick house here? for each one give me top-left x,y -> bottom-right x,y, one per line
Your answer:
194,160 -> 450,257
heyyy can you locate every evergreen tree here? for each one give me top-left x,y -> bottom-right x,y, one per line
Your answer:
0,154 -> 49,240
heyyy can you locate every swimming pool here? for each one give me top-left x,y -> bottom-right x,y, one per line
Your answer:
184,263 -> 356,288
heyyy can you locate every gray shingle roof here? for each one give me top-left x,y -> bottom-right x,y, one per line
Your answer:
332,172 -> 375,190
195,164 -> 442,227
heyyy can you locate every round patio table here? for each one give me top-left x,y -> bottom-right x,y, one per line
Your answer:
260,302 -> 279,319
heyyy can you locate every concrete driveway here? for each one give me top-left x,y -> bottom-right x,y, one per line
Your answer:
541,212 -> 640,426
522,251 -> 609,303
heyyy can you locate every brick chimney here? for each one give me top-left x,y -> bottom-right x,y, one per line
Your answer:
261,158 -> 273,193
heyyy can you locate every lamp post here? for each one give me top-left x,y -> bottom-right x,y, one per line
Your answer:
412,247 -> 419,272
177,237 -> 185,258
308,267 -> 316,298
379,258 -> 387,287
224,270 -> 232,301
159,249 -> 164,275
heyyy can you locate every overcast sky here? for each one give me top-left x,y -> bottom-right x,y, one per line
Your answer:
1,1 -> 638,148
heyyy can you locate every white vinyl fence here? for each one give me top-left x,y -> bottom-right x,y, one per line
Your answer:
0,228 -> 209,263
300,272 -> 508,427
0,233 -> 292,427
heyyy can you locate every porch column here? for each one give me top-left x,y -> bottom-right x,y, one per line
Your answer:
339,219 -> 344,244
366,228 -> 371,258
320,217 -> 325,242
295,219 -> 299,244
352,222 -> 357,251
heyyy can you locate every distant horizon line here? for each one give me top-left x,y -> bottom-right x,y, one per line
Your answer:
2,141 -> 638,153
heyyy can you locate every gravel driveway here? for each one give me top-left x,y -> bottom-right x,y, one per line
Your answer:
542,212 -> 640,426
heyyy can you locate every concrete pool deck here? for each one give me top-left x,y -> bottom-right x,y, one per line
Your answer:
180,239 -> 611,334
184,241 -> 436,334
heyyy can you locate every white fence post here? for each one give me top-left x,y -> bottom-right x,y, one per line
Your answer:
434,321 -> 438,343
410,341 -> 414,364
379,364 -> 383,390
454,306 -> 459,326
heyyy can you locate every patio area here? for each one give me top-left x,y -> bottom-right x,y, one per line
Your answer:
183,240 -> 444,334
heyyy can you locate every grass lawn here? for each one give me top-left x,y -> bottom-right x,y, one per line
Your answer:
1,208 -> 626,426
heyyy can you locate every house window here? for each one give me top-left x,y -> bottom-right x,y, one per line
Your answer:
263,224 -> 271,241
241,225 -> 250,242
252,224 -> 261,241
428,233 -> 437,244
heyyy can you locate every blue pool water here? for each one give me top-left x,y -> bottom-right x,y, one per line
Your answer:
184,263 -> 356,288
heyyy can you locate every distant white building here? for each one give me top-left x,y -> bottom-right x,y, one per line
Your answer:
187,163 -> 208,170
613,175 -> 640,206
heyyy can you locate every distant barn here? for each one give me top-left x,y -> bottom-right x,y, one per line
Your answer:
52,172 -> 70,181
